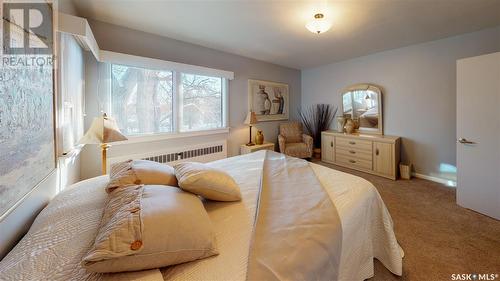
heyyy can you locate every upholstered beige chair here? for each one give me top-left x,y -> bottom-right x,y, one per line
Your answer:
278,122 -> 313,159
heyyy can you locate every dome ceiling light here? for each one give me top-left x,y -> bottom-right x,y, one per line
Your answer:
305,13 -> 332,34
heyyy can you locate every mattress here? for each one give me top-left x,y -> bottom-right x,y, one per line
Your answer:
0,151 -> 402,281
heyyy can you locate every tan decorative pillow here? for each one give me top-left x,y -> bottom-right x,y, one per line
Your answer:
106,160 -> 139,193
131,160 -> 178,186
84,184 -> 144,260
106,160 -> 177,193
83,185 -> 218,273
174,162 -> 242,201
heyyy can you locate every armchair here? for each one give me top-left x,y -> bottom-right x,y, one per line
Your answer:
278,122 -> 313,158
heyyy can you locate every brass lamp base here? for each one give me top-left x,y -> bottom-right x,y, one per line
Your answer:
246,125 -> 255,147
101,143 -> 111,175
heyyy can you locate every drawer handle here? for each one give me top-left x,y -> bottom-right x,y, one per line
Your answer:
376,148 -> 379,156
330,141 -> 333,147
349,150 -> 356,154
349,159 -> 356,164
349,141 -> 356,145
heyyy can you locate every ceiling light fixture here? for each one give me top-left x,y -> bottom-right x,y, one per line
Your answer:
305,13 -> 332,34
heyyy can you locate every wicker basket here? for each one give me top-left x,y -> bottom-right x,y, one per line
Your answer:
399,163 -> 412,180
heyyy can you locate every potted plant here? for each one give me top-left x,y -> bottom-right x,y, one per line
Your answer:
299,104 -> 337,159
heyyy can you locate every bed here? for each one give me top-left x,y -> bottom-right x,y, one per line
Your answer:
359,107 -> 379,128
0,151 -> 403,281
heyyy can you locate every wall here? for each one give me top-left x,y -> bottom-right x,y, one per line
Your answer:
0,30 -> 85,259
80,20 -> 301,179
301,26 -> 500,180
59,0 -> 78,15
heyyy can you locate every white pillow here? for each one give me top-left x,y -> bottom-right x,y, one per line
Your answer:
174,162 -> 242,201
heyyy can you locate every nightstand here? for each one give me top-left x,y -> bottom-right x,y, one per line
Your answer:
240,142 -> 275,155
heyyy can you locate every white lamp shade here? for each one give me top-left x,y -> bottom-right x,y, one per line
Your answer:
306,14 -> 332,34
79,115 -> 128,144
244,111 -> 258,125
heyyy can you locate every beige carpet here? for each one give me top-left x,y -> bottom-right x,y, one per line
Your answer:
316,161 -> 500,281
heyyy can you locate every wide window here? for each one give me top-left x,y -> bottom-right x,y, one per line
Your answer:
104,52 -> 232,138
111,64 -> 173,135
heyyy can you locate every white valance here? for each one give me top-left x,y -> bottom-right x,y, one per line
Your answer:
99,50 -> 234,80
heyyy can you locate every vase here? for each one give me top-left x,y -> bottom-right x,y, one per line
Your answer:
353,118 -> 360,129
344,119 -> 355,134
255,130 -> 264,145
336,116 -> 346,133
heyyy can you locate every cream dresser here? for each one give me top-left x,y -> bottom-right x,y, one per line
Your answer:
321,131 -> 401,180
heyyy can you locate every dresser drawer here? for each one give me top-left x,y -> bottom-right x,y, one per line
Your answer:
336,147 -> 372,161
321,131 -> 400,180
336,154 -> 373,170
336,137 -> 373,152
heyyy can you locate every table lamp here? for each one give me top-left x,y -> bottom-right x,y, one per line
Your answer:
79,113 -> 128,174
244,111 -> 258,146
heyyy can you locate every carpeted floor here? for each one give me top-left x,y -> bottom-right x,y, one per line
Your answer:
316,161 -> 500,281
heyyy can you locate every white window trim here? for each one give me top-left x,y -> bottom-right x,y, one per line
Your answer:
99,50 -> 234,79
112,127 -> 230,146
100,50 -> 233,143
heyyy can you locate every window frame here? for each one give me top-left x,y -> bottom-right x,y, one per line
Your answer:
100,51 -> 232,143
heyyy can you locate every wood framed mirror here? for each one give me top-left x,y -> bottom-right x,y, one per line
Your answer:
341,83 -> 383,135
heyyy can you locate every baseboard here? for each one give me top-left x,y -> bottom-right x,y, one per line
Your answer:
412,172 -> 457,187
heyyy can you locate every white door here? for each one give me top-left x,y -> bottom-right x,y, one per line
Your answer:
456,52 -> 500,220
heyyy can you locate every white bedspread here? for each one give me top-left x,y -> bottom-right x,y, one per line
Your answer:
162,151 -> 403,281
0,151 -> 402,281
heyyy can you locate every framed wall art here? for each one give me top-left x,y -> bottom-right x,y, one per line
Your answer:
248,79 -> 289,122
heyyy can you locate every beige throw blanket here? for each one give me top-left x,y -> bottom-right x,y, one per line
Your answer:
247,151 -> 342,281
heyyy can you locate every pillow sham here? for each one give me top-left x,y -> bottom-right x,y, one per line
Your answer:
106,160 -> 177,192
131,160 -> 178,186
174,162 -> 242,201
106,160 -> 139,193
83,185 -> 218,273
84,184 -> 144,259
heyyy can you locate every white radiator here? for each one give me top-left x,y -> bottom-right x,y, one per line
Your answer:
107,140 -> 227,170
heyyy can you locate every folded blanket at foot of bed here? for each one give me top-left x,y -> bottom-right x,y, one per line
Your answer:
247,151 -> 342,281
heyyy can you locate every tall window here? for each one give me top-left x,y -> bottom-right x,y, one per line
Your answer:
59,33 -> 84,154
111,64 -> 173,135
109,63 -> 227,136
180,74 -> 222,132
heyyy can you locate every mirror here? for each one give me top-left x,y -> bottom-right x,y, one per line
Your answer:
341,84 -> 383,134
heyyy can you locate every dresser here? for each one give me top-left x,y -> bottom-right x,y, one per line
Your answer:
321,131 -> 401,180
240,142 -> 275,155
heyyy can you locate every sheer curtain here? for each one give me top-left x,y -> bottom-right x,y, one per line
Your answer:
58,33 -> 84,154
